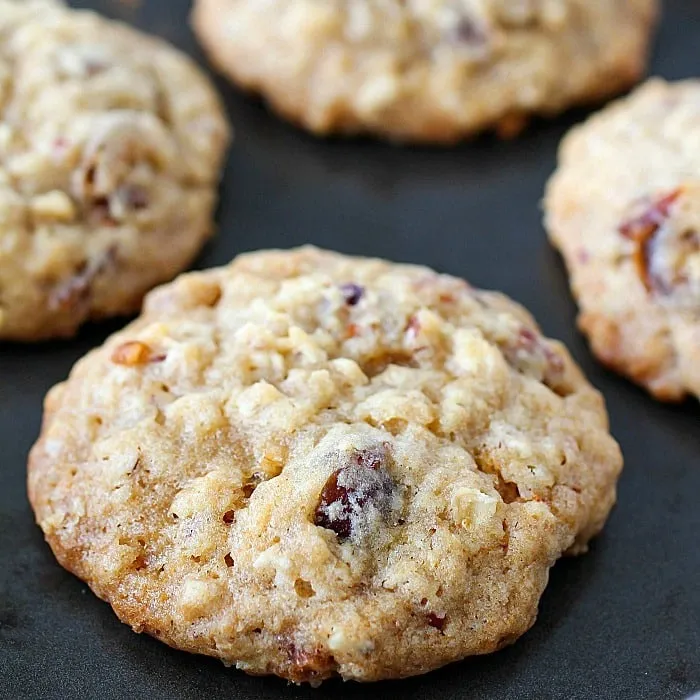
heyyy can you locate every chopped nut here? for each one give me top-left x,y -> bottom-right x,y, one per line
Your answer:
30,190 -> 76,223
8,151 -> 51,180
259,443 -> 287,478
451,487 -> 500,527
294,578 -> 315,598
178,577 -> 221,620
111,341 -> 163,366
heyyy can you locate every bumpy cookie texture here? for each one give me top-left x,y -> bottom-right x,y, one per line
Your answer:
0,0 -> 230,341
29,247 -> 622,683
192,0 -> 657,143
545,79 -> 700,401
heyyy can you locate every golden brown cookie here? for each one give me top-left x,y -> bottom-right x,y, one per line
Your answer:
192,0 -> 657,143
545,79 -> 700,401
0,0 -> 230,341
29,247 -> 622,683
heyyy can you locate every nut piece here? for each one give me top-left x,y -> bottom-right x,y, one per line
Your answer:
451,487 -> 500,528
30,191 -> 76,223
111,341 -> 162,366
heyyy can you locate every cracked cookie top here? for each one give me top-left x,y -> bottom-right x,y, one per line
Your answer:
0,0 -> 230,340
29,247 -> 622,683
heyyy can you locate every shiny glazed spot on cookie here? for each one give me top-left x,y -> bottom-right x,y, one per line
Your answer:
314,446 -> 400,542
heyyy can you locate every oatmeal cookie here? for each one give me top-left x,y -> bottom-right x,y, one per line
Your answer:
29,247 -> 622,683
545,79 -> 700,401
0,0 -> 230,341
192,0 -> 657,143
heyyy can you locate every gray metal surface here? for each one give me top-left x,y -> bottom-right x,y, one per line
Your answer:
1,1 -> 699,698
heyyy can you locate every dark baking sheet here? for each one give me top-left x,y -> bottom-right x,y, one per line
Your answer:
2,1 -> 699,698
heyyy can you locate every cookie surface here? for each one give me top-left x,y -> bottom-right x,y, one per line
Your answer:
192,0 -> 657,143
0,0 -> 230,341
29,247 -> 622,683
545,79 -> 700,401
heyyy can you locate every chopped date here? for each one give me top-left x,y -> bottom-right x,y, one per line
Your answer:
48,247 -> 117,312
619,189 -> 682,293
427,612 -> 447,632
340,283 -> 364,307
285,642 -> 336,684
314,446 -> 397,541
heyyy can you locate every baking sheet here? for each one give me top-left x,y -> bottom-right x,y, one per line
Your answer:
1,1 -> 699,698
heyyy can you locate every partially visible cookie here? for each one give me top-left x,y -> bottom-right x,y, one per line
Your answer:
29,246 -> 622,683
0,0 -> 230,341
545,79 -> 700,401
192,0 -> 657,143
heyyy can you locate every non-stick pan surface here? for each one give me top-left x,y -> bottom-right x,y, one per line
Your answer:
1,2 -> 699,698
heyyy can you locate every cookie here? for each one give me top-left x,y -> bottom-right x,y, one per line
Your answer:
192,0 -> 657,143
545,79 -> 700,401
0,0 -> 230,341
28,247 -> 622,683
